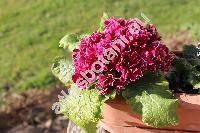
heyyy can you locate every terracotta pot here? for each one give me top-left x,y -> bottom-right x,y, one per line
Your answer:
101,94 -> 200,133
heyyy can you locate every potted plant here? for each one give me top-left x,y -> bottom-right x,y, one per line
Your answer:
51,13 -> 200,133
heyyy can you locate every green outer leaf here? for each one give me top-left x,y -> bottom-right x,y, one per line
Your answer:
192,81 -> 200,89
98,12 -> 108,31
60,84 -> 108,133
140,91 -> 179,127
122,73 -> 179,127
51,57 -> 73,85
123,80 -> 172,114
59,33 -> 81,51
60,33 -> 88,61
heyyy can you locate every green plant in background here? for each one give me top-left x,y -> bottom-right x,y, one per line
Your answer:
168,45 -> 200,93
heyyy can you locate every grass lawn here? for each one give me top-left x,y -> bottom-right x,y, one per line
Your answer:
0,0 -> 200,92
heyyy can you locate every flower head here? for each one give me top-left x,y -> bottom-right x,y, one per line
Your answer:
72,17 -> 174,95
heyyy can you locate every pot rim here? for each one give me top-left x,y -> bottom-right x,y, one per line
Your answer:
175,93 -> 200,110
106,93 -> 200,110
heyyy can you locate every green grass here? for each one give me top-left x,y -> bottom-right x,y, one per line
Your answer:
0,0 -> 200,92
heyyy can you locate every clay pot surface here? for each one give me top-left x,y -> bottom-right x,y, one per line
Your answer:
101,94 -> 200,133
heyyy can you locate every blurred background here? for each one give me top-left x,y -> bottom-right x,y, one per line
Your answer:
0,0 -> 199,132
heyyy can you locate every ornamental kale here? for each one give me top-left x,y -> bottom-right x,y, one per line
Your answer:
51,13 -> 192,133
